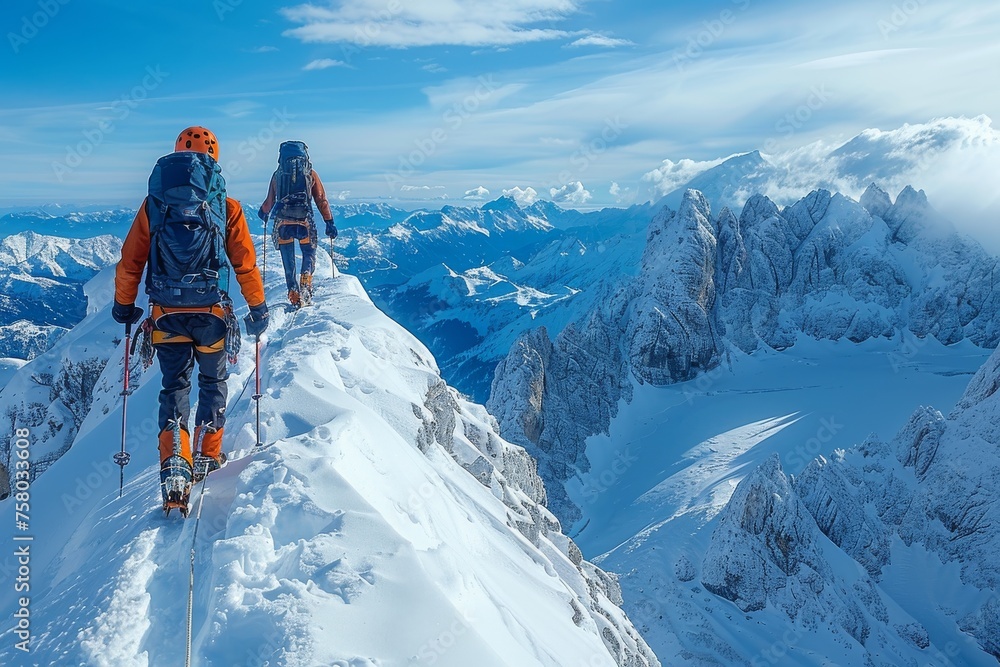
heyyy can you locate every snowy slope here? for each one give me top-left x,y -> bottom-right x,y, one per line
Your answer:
0,246 -> 656,667
573,338 -> 997,665
0,266 -> 123,488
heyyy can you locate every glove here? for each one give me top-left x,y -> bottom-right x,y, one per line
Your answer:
324,220 -> 338,239
257,207 -> 268,222
244,302 -> 269,337
112,302 -> 144,325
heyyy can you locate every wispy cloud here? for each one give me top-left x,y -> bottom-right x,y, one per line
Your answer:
567,33 -> 633,48
422,62 -> 447,74
244,45 -> 279,53
400,184 -> 446,191
303,58 -> 348,70
280,0 -> 584,48
216,100 -> 263,118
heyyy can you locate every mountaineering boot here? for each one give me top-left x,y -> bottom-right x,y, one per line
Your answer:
288,288 -> 300,308
159,427 -> 193,516
160,456 -> 193,517
194,451 -> 227,482
193,424 -> 227,482
300,272 -> 313,306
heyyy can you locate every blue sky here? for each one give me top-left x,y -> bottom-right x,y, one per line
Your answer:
1,0 -> 999,211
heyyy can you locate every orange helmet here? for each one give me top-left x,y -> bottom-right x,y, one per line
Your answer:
174,126 -> 220,160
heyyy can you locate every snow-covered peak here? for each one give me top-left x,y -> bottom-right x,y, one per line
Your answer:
481,195 -> 521,213
859,182 -> 892,219
0,231 -> 121,282
656,151 -> 777,213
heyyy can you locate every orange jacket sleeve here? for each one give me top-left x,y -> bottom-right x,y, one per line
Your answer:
259,174 -> 277,219
311,170 -> 334,222
225,198 -> 266,308
114,199 -> 150,305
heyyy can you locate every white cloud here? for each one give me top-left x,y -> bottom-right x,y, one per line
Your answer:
422,62 -> 447,74
794,48 -> 922,70
303,58 -> 347,71
549,181 -> 591,205
400,184 -> 446,191
503,186 -> 539,206
642,157 -> 726,196
464,186 -> 490,200
281,0 -> 584,48
336,190 -> 351,200
610,181 -> 636,205
567,33 -> 633,48
216,100 -> 262,119
244,46 -> 279,53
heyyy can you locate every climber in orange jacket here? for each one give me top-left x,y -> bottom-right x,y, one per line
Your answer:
257,141 -> 336,307
113,126 -> 269,506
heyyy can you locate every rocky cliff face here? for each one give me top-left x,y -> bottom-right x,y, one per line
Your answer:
491,185 -> 1000,525
693,344 -> 1000,663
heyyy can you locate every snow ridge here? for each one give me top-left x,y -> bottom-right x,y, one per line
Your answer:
0,249 -> 656,667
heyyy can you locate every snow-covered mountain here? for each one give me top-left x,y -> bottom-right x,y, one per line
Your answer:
581,337 -> 1000,665
0,208 -> 135,239
0,266 -> 122,485
490,185 -> 1000,524
0,246 -> 657,666
334,197 -> 557,288
647,115 -> 1000,244
354,199 -> 655,401
0,231 -> 122,362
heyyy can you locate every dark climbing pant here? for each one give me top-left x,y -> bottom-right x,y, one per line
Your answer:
153,312 -> 229,434
276,220 -> 316,291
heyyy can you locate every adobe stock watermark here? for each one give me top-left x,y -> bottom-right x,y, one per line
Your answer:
887,331 -> 930,373
214,0 -> 244,21
762,84 -> 832,154
581,445 -> 638,505
547,116 -> 629,190
52,65 -> 170,182
8,0 -> 71,54
384,74 -> 500,192
785,416 -> 844,471
12,428 -> 33,653
413,614 -> 474,665
224,108 -> 295,177
878,0 -> 928,40
750,626 -> 806,667
672,0 -> 752,72
682,363 -> 727,404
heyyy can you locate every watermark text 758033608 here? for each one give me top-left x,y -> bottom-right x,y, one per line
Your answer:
12,427 -> 33,653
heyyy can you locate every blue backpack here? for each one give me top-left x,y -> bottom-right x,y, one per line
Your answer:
145,152 -> 230,307
274,141 -> 313,222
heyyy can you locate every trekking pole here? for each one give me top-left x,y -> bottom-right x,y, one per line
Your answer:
253,334 -> 262,447
113,322 -> 133,498
262,217 -> 267,283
